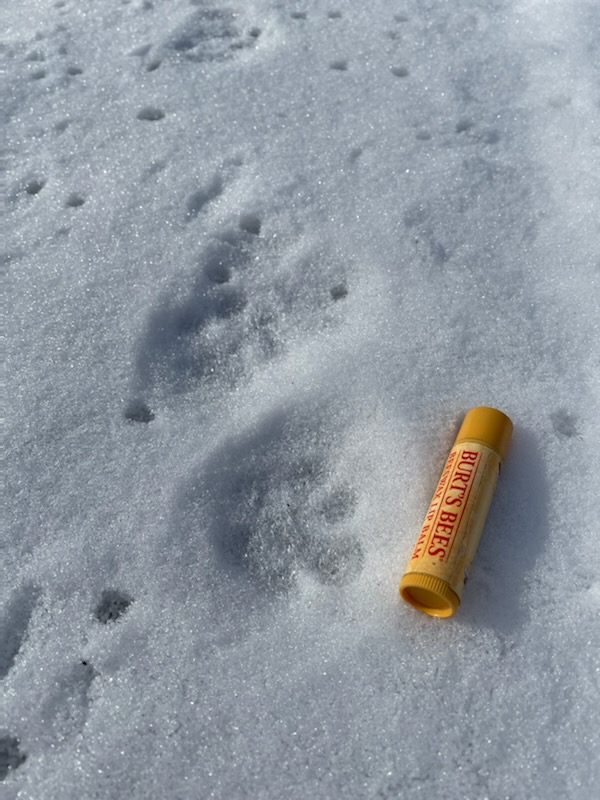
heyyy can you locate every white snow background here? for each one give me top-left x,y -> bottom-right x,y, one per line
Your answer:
2,0 -> 600,797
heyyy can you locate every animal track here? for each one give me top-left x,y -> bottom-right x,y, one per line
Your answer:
134,216 -> 351,399
201,406 -> 362,592
165,7 -> 258,64
129,6 -> 261,72
135,241 -> 250,394
95,590 -> 133,623
0,735 -> 27,780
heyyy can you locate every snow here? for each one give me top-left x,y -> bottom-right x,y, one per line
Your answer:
2,0 -> 599,797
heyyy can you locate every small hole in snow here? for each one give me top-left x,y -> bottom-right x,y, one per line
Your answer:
0,736 -> 27,780
124,399 -> 155,423
95,590 -> 133,624
456,118 -> 474,134
25,179 -> 45,195
330,283 -> 348,301
239,213 -> 261,236
137,106 -> 165,121
65,193 -> 85,208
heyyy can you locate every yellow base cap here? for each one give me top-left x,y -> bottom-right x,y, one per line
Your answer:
400,573 -> 460,618
455,406 -> 513,461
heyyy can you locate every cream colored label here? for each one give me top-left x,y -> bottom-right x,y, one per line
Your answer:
405,442 -> 500,598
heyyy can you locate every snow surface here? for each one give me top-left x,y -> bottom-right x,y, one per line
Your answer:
2,0 -> 600,797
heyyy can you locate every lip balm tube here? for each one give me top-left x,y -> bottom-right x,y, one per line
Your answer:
399,407 -> 512,618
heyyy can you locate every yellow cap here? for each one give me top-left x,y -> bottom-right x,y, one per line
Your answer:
454,407 -> 513,461
399,573 -> 460,618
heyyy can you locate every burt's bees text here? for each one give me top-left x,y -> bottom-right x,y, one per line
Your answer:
410,448 -> 481,562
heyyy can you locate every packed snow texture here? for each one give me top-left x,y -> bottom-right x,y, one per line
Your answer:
2,0 -> 600,798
